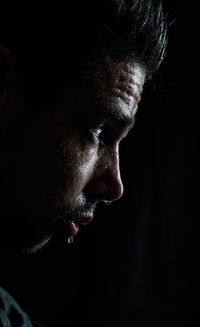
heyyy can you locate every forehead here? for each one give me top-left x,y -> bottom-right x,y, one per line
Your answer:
95,55 -> 146,119
53,55 -> 145,124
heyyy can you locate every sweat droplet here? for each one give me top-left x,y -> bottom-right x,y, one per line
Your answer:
68,237 -> 73,244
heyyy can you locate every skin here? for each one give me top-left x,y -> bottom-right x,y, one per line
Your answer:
0,46 -> 145,253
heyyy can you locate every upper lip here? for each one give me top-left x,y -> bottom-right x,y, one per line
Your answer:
77,214 -> 94,226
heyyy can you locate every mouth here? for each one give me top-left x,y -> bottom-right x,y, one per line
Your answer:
66,214 -> 94,237
53,211 -> 94,240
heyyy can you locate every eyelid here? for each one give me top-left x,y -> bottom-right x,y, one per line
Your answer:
91,127 -> 102,138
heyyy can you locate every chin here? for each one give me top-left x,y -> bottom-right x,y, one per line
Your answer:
21,235 -> 52,255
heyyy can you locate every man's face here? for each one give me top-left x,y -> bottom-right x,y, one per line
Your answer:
0,55 -> 145,253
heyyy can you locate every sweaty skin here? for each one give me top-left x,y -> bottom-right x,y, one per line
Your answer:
0,53 -> 145,253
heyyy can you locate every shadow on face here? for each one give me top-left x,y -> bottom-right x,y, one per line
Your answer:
0,46 -> 145,253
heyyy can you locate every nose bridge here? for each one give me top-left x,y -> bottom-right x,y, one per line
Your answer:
109,144 -> 122,185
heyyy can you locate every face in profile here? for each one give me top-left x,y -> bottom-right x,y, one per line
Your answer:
0,50 -> 145,253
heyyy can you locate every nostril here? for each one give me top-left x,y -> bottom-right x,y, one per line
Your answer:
100,172 -> 124,202
104,201 -> 112,206
84,174 -> 124,204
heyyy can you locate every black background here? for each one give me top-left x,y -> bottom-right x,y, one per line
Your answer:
0,1 -> 197,326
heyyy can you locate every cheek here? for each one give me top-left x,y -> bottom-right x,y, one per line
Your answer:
58,137 -> 98,204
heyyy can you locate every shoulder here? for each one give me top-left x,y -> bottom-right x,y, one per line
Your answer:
0,286 -> 36,327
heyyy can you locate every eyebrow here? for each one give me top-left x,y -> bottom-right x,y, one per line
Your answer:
96,105 -> 136,132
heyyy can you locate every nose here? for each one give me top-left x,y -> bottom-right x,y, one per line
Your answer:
85,145 -> 124,203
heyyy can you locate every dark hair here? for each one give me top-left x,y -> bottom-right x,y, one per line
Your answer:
0,1 -> 168,103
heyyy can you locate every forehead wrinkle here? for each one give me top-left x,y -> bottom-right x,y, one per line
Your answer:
109,72 -> 143,107
93,55 -> 145,116
108,83 -> 141,108
105,54 -> 145,92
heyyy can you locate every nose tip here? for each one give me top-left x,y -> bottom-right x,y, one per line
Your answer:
85,154 -> 124,203
106,172 -> 124,202
86,171 -> 124,204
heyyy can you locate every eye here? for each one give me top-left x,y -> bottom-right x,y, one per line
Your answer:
89,127 -> 104,146
80,123 -> 114,147
91,127 -> 102,138
79,124 -> 104,146
90,124 -> 117,147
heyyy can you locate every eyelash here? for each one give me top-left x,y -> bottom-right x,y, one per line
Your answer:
90,127 -> 104,146
81,122 -> 118,148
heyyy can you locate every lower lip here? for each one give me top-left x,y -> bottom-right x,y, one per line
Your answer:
53,214 -> 93,239
65,220 -> 79,238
